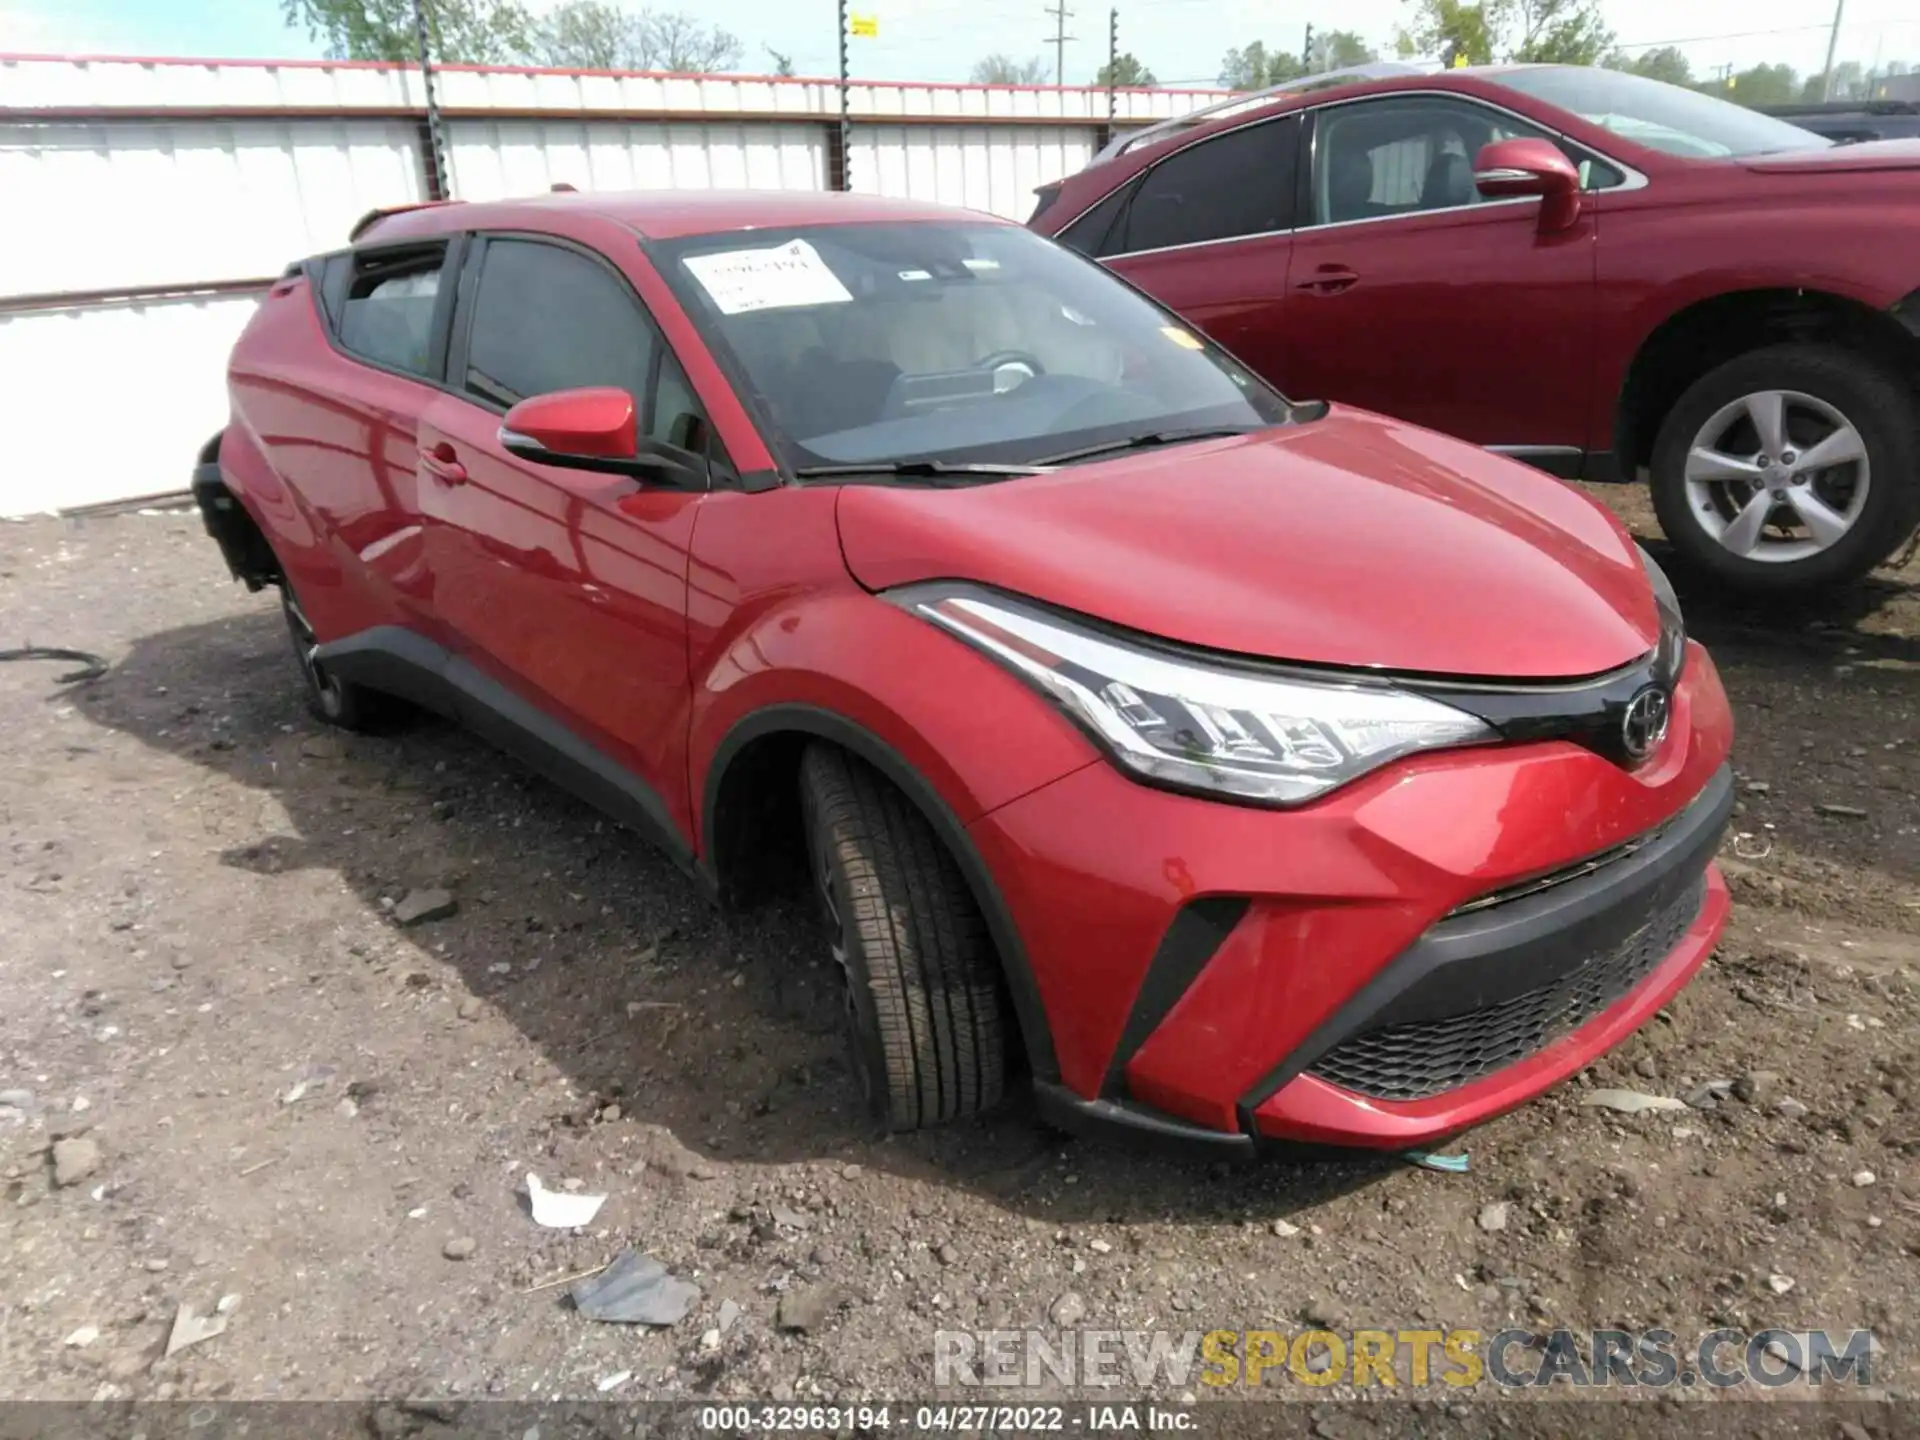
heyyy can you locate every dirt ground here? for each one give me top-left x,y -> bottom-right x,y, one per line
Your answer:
1,487 -> 1917,1428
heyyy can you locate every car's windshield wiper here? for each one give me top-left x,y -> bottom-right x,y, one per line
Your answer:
791,460 -> 1048,481
1033,425 -> 1261,466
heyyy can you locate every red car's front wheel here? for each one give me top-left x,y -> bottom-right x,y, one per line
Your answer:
799,743 -> 1007,1130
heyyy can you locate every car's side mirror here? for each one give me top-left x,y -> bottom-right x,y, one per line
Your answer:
499,387 -> 703,487
1473,138 -> 1583,232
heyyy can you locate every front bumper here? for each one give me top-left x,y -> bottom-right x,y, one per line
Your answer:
971,642 -> 1735,1153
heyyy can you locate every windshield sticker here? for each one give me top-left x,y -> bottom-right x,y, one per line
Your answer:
1161,326 -> 1204,351
961,257 -> 1002,272
898,268 -> 933,282
682,239 -> 854,315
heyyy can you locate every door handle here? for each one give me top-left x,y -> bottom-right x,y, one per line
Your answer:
420,442 -> 468,486
1297,266 -> 1360,295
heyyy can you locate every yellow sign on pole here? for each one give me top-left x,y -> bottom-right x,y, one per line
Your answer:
1451,51 -> 1470,68
850,14 -> 878,37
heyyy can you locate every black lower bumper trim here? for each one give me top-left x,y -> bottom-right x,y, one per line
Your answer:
1033,1082 -> 1254,1159
191,462 -> 279,590
1237,763 -> 1734,1120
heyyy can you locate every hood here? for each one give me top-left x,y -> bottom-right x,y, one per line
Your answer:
835,408 -> 1658,681
1746,138 -> 1920,174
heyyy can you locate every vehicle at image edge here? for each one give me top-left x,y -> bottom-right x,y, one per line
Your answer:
1758,99 -> 1920,146
193,188 -> 1734,1156
1030,62 -> 1920,594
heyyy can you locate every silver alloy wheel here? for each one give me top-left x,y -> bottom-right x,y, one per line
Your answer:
283,589 -> 345,719
1683,389 -> 1870,564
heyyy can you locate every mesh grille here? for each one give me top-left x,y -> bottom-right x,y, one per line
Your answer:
1308,875 -> 1706,1103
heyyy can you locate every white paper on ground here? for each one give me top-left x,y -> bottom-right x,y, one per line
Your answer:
526,1171 -> 607,1228
682,239 -> 853,316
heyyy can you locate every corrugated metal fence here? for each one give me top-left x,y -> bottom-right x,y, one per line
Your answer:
0,53 -> 1222,514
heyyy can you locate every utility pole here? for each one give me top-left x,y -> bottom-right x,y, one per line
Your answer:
837,0 -> 851,191
412,0 -> 450,199
1303,22 -> 1315,73
1045,1 -> 1075,86
1819,0 -> 1846,101
1106,7 -> 1118,119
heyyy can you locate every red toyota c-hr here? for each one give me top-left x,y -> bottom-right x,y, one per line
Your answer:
194,189 -> 1733,1155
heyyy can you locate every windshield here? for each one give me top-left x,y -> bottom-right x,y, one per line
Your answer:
653,221 -> 1290,474
1490,66 -> 1833,159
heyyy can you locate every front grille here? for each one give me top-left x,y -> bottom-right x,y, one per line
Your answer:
1307,874 -> 1706,1103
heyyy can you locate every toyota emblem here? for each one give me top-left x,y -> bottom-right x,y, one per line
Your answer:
1621,686 -> 1671,761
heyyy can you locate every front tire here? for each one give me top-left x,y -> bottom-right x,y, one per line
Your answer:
1649,344 -> 1920,593
799,743 -> 1007,1130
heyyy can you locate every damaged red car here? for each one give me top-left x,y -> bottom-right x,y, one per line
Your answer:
195,189 -> 1733,1155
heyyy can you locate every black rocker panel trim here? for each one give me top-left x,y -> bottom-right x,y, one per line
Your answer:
315,626 -> 700,881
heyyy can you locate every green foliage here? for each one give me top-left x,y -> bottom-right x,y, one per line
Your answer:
282,0 -> 534,64
1218,41 -> 1307,89
1096,52 -> 1158,88
282,0 -> 740,72
1395,0 -> 1610,68
1604,45 -> 1694,86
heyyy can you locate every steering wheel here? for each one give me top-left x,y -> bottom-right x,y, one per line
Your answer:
975,350 -> 1046,392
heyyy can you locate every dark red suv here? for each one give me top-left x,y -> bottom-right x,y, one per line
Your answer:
196,189 -> 1732,1156
1033,63 -> 1920,593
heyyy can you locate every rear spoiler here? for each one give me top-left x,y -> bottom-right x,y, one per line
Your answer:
348,199 -> 465,243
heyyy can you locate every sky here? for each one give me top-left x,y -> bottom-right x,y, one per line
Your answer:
3,0 -> 1917,89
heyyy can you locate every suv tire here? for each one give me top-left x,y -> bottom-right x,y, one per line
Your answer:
799,743 -> 1007,1130
1650,344 -> 1920,592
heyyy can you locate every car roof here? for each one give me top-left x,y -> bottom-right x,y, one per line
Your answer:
361,188 -> 1006,244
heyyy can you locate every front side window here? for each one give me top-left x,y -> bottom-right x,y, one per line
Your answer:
1489,65 -> 1832,159
338,246 -> 445,378
1311,96 -> 1586,225
1118,115 -> 1301,253
463,239 -> 656,409
656,221 -> 1292,474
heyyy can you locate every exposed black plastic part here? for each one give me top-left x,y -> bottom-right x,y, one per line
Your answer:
1034,1081 -> 1254,1158
1236,763 -> 1732,1126
190,454 -> 280,592
1102,897 -> 1248,1095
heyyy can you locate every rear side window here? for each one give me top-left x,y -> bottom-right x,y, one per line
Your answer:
1117,115 -> 1301,254
462,239 -> 656,407
1056,182 -> 1137,257
337,246 -> 446,378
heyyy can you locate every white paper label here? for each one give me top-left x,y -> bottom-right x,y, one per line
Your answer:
682,239 -> 853,315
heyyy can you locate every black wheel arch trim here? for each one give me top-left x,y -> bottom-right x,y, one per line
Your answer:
703,703 -> 1062,1085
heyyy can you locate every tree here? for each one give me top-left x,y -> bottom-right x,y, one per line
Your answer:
1604,45 -> 1693,87
1725,62 -> 1799,107
533,0 -> 635,68
1800,60 -> 1864,101
1395,0 -> 1609,68
1311,29 -> 1378,70
1394,0 -> 1495,67
1219,41 -> 1308,90
1096,52 -> 1158,88
1507,0 -> 1611,65
636,11 -> 742,72
971,54 -> 1050,84
765,46 -> 796,78
282,0 -> 535,64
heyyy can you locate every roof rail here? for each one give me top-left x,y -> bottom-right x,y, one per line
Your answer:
348,198 -> 465,242
1090,61 -> 1423,165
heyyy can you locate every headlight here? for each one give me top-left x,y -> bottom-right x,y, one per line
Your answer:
1636,546 -> 1687,684
889,584 -> 1496,807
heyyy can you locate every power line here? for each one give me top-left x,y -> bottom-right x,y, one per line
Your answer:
1609,24 -> 1832,53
